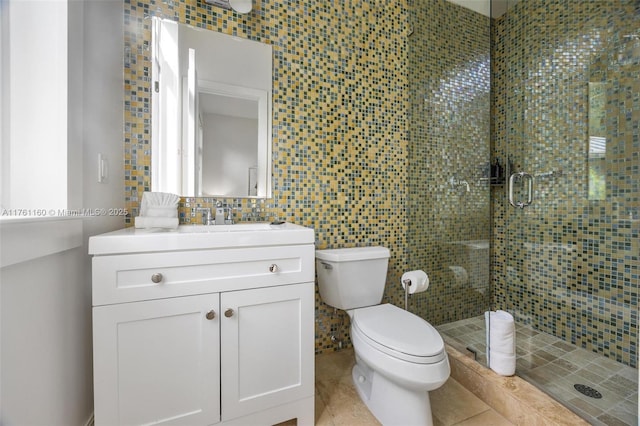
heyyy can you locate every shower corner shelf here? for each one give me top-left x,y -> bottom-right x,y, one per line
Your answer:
479,177 -> 506,186
490,177 -> 505,186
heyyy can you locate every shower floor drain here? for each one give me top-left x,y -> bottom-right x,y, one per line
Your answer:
574,384 -> 603,399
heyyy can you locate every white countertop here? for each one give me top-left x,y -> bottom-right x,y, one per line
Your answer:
88,222 -> 315,255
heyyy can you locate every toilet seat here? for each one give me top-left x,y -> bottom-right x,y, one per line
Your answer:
351,304 -> 446,364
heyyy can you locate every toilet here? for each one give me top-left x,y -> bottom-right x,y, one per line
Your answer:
316,246 -> 450,426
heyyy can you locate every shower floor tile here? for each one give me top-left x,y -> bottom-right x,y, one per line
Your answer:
437,315 -> 639,426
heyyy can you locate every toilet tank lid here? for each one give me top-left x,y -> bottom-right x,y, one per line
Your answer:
315,246 -> 390,262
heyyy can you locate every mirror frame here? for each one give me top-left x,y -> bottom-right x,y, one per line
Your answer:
150,17 -> 273,199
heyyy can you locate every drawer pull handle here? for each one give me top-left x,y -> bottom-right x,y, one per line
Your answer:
224,308 -> 234,318
205,310 -> 216,320
151,273 -> 163,283
269,264 -> 278,273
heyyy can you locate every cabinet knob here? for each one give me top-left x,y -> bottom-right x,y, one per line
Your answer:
151,273 -> 163,283
224,308 -> 234,318
269,264 -> 278,273
205,310 -> 216,320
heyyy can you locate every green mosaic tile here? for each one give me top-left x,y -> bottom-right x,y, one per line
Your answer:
121,0 -> 638,365
492,0 -> 639,368
123,0 -> 410,354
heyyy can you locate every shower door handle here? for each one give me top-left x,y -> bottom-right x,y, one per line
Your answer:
508,172 -> 534,209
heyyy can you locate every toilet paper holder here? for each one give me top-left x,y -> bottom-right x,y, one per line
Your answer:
403,278 -> 412,310
400,270 -> 429,310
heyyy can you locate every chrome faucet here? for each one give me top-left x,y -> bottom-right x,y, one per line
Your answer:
225,207 -> 234,225
191,203 -> 234,225
213,201 -> 234,225
449,176 -> 470,192
192,207 -> 214,225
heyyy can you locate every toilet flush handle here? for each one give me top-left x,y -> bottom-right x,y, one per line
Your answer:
320,262 -> 333,270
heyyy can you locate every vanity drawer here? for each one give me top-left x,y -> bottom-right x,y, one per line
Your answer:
92,245 -> 315,306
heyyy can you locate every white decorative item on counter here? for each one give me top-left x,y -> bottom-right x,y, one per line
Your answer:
134,191 -> 180,229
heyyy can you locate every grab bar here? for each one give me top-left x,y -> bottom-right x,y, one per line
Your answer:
508,172 -> 534,209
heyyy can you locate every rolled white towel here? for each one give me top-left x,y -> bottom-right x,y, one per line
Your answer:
490,332 -> 515,355
485,310 -> 516,376
134,216 -> 179,230
488,351 -> 516,376
486,310 -> 515,354
490,310 -> 515,333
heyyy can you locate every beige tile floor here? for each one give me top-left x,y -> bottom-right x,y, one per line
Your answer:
315,348 -> 514,426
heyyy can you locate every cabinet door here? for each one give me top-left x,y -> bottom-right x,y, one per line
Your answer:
93,294 -> 220,426
220,283 -> 314,421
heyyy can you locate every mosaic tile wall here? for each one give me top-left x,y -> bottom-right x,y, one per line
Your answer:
492,0 -> 639,367
405,2 -> 492,325
123,0 -> 639,366
123,0 -> 411,354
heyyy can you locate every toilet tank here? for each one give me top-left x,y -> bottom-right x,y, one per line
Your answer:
315,246 -> 390,310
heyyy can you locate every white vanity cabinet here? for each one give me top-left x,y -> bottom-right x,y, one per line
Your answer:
92,293 -> 221,425
89,224 -> 315,426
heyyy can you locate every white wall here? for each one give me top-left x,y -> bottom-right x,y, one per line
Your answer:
0,0 -> 124,424
6,0 -> 68,210
202,113 -> 257,196
81,0 -> 125,229
80,0 -> 126,423
446,0 -> 512,18
1,248 -> 89,425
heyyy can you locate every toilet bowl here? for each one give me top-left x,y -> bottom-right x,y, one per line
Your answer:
316,247 -> 450,426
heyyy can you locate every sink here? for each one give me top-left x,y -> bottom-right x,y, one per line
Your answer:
88,222 -> 315,255
177,223 -> 283,233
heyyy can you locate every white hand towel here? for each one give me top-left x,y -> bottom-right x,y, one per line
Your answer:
144,206 -> 179,218
134,216 -> 179,230
140,192 -> 180,216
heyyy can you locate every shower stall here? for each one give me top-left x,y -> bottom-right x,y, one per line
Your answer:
406,1 -> 638,424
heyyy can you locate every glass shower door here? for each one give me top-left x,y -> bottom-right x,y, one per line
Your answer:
497,1 -> 639,423
406,0 -> 492,365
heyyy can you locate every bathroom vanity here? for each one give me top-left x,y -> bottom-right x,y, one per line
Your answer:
89,223 -> 315,426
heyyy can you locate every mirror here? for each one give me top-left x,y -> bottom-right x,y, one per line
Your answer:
151,18 -> 272,198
